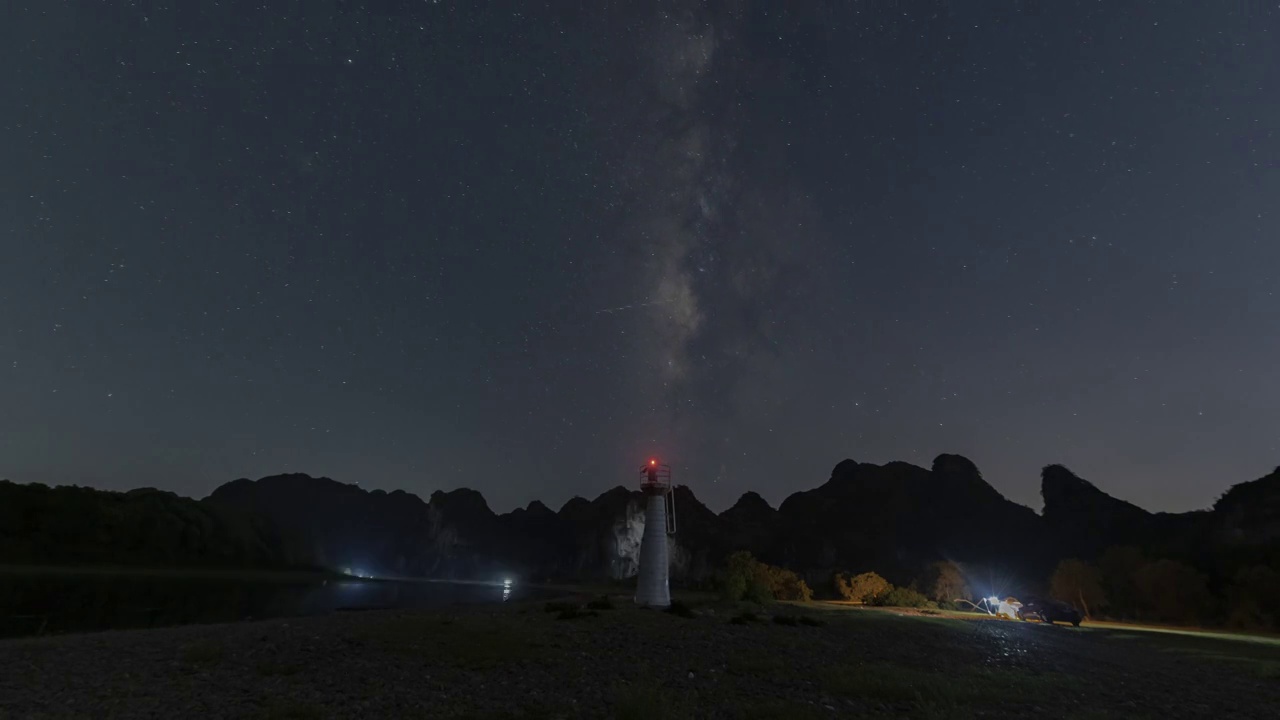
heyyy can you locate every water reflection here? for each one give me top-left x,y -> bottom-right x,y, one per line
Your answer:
0,572 -> 534,639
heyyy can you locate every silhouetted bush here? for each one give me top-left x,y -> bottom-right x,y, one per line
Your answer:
872,586 -> 930,608
729,611 -> 762,625
586,595 -> 614,611
544,601 -> 579,614
799,615 -> 826,627
772,614 -> 799,626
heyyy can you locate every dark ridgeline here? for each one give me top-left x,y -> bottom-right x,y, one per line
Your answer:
0,482 -> 307,569
3,457 -> 1278,601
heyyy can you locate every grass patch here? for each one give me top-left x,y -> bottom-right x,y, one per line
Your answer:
823,663 -> 1069,713
665,600 -> 696,618
1162,647 -> 1280,679
771,613 -> 827,627
727,653 -> 797,679
613,679 -> 690,720
540,599 -> 603,620
259,700 -> 323,719
733,701 -> 831,719
180,640 -> 226,666
358,615 -> 538,670
254,658 -> 302,677
556,607 -> 598,621
459,702 -> 577,719
1093,625 -> 1280,680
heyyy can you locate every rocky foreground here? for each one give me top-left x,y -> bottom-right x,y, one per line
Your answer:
1,595 -> 1278,719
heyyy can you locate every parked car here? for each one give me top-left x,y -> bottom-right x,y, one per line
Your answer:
1017,596 -> 1083,626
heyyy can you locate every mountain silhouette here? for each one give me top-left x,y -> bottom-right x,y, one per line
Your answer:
3,456 -> 1278,596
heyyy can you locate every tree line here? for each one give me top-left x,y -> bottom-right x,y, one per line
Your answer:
820,551 -> 1280,631
1048,547 -> 1280,630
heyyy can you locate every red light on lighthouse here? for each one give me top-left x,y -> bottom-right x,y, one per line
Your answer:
650,459 -> 657,466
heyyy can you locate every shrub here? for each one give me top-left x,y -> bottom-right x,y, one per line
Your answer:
766,568 -> 814,603
544,601 -> 579,614
772,614 -> 800,626
721,572 -> 748,603
719,551 -> 812,604
834,571 -> 891,603
872,586 -> 930,608
586,595 -> 615,611
729,611 -> 762,625
744,579 -> 775,605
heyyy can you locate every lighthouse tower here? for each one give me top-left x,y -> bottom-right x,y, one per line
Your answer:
635,459 -> 676,608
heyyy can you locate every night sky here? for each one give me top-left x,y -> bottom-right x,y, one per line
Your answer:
4,1 -> 1277,515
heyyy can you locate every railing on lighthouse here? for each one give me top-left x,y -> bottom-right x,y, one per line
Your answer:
635,459 -> 675,608
640,459 -> 676,534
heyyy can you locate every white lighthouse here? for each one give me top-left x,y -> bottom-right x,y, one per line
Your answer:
635,459 -> 676,608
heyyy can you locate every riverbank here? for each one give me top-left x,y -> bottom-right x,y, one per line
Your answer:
2,593 -> 1278,719
0,568 -> 523,640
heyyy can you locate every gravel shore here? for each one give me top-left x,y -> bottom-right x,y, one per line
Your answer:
2,596 -> 1277,719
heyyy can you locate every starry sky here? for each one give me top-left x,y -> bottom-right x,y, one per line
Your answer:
3,1 -> 1278,515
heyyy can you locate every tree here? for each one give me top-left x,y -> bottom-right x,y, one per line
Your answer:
917,561 -> 969,604
719,552 -> 812,603
835,571 -> 891,603
1098,546 -> 1145,620
720,551 -> 769,603
1225,565 -> 1280,630
1133,559 -> 1211,625
1049,559 -> 1107,618
765,566 -> 814,602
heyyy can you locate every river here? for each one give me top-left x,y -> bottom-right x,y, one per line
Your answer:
0,566 -> 530,639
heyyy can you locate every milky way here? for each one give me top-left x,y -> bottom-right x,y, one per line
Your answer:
3,1 -> 1278,514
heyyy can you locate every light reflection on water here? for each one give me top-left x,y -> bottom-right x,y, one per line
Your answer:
0,573 -> 533,638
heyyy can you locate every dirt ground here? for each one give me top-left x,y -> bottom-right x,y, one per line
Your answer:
1,594 -> 1276,719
